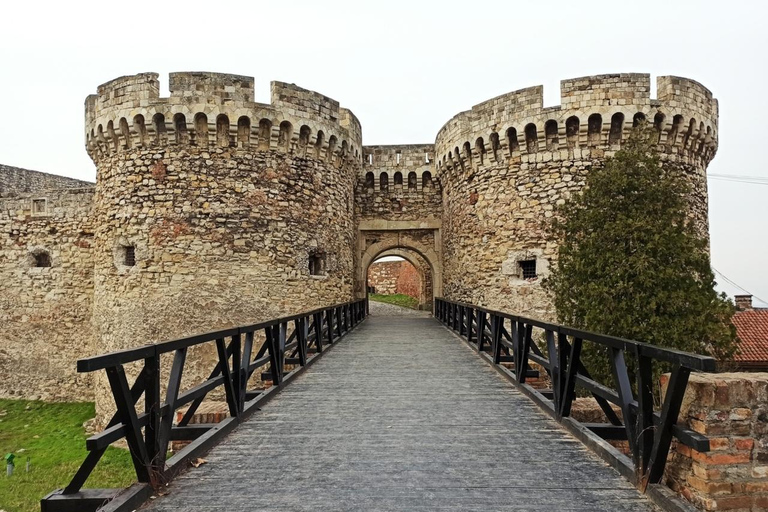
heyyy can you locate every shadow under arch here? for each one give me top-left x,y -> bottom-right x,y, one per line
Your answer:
359,240 -> 443,308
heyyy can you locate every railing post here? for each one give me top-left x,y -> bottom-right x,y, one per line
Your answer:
518,323 -> 532,384
144,350 -> 161,475
477,310 -> 487,350
559,336 -> 581,419
645,365 -> 691,485
327,309 -> 335,345
545,330 -> 559,413
610,347 -> 637,456
313,312 -> 324,352
267,325 -> 283,385
492,315 -> 503,364
635,348 -> 654,477
105,365 -> 151,483
215,337 -> 239,417
466,307 -> 474,344
239,332 -> 253,411
231,334 -> 242,415
297,317 -> 308,366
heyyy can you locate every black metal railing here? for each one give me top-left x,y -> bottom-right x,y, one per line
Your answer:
434,297 -> 715,489
42,299 -> 367,512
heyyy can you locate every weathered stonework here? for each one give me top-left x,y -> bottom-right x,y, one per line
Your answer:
0,164 -> 92,197
665,373 -> 768,511
0,72 -> 718,421
0,180 -> 95,401
434,74 -> 717,319
84,72 -> 361,421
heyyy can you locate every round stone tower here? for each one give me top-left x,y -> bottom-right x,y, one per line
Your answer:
434,74 -> 718,319
84,72 -> 362,418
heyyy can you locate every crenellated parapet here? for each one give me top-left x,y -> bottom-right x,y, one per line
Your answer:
355,144 -> 442,224
84,72 -> 363,168
434,74 -> 718,177
361,144 -> 437,193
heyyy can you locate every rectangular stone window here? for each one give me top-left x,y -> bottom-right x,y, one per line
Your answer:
124,246 -> 136,267
32,198 -> 47,215
519,259 -> 537,280
309,250 -> 326,276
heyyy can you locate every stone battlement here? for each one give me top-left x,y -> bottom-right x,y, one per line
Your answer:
0,164 -> 93,198
435,74 -> 718,176
84,72 -> 362,167
361,144 -> 436,191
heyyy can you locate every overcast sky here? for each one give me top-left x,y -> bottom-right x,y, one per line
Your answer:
1,0 -> 765,306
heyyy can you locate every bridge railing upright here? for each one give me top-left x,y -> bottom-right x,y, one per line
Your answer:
41,299 -> 368,512
434,297 -> 716,490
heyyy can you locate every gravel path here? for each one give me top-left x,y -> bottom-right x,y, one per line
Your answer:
368,300 -> 432,317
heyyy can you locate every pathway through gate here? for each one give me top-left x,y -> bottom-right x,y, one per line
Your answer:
142,310 -> 657,511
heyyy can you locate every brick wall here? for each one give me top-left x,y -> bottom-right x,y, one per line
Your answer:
396,261 -> 421,298
665,373 -> 768,511
367,260 -> 421,299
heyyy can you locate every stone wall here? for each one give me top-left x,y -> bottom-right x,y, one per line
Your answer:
0,186 -> 95,401
0,72 -> 721,432
358,226 -> 442,302
354,145 -> 443,305
368,260 -> 401,295
0,164 -> 93,197
665,373 -> 768,511
84,72 -> 362,423
435,74 -> 717,320
356,145 -> 441,223
396,260 -> 421,299
367,260 -> 422,299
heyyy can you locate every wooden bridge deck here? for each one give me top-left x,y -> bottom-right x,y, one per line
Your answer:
142,313 -> 657,512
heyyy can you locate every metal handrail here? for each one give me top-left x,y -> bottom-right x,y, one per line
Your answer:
434,297 -> 714,489
42,298 -> 368,512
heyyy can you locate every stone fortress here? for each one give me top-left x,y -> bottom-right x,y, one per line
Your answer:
0,72 -> 718,413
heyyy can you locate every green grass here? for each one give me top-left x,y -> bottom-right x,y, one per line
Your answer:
368,293 -> 419,309
0,399 -> 135,512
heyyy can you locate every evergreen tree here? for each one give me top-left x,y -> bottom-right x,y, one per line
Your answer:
545,129 -> 737,383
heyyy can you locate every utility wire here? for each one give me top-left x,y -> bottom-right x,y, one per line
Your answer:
708,173 -> 768,185
712,267 -> 768,307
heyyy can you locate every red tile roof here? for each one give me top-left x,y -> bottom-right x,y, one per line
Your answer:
732,309 -> 768,364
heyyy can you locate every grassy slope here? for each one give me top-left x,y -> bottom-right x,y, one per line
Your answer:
0,399 -> 135,512
368,293 -> 419,309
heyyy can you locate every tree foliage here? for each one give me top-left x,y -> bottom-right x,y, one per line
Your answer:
545,130 -> 737,384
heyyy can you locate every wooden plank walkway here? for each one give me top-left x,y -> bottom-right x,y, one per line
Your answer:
142,313 -> 657,512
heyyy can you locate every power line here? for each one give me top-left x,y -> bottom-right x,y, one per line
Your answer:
712,267 -> 768,306
708,173 -> 768,186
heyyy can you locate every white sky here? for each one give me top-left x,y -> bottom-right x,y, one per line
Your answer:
1,0 -> 765,306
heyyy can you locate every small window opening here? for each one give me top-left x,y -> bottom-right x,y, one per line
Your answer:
308,250 -> 326,276
425,152 -> 430,163
396,151 -> 401,165
123,245 -> 136,267
33,251 -> 51,268
407,172 -> 417,190
32,199 -> 47,215
519,260 -> 537,280
368,154 -> 373,165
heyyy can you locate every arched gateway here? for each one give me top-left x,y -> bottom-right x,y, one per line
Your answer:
355,145 -> 444,306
